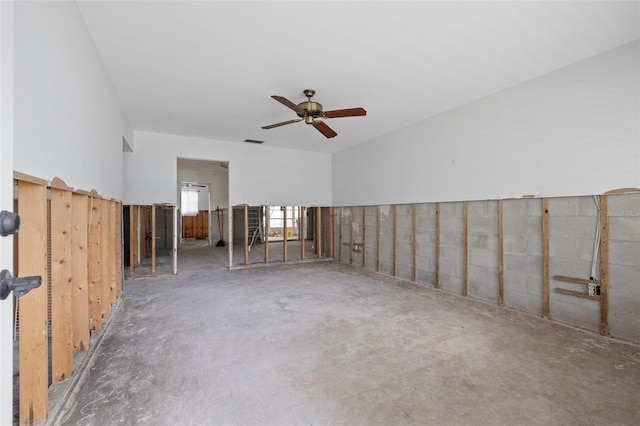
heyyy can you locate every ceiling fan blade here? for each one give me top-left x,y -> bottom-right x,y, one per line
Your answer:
312,120 -> 337,139
261,118 -> 302,129
322,107 -> 367,119
271,95 -> 304,114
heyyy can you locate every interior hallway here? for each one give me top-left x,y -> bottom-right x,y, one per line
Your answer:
59,246 -> 640,425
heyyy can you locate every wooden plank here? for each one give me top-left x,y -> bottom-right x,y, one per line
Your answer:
599,194 -> 609,336
243,205 -> 249,266
392,204 -> 397,276
283,206 -> 287,262
151,204 -> 156,275
114,202 -> 123,296
349,207 -> 353,264
264,206 -> 269,264
129,205 -> 137,276
71,193 -> 90,353
376,206 -> 381,272
317,207 -> 322,258
100,199 -> 111,318
435,202 -> 440,288
16,180 -> 49,425
498,199 -> 505,306
110,201 -> 118,305
338,208 -> 342,262
300,206 -> 305,260
172,206 -> 178,275
88,197 -> 102,331
412,204 -> 417,282
328,207 -> 334,258
363,207 -> 367,268
553,275 -> 599,285
14,171 -> 47,186
50,187 -> 73,382
542,198 -> 550,318
463,201 -> 469,296
554,288 -> 600,301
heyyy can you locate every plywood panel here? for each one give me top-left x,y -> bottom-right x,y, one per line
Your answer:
114,202 -> 122,298
71,193 -> 90,353
16,179 -> 49,424
100,198 -> 111,318
50,186 -> 73,382
88,197 -> 102,331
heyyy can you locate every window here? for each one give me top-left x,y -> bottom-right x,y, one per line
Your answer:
181,189 -> 199,216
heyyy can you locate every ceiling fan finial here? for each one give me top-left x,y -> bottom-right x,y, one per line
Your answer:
303,89 -> 315,99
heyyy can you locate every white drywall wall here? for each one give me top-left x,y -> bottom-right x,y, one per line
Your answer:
177,168 -> 229,210
333,41 -> 640,206
124,131 -> 332,207
13,1 -> 132,200
0,2 -> 14,423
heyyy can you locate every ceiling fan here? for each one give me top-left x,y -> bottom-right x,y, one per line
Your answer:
261,89 -> 366,139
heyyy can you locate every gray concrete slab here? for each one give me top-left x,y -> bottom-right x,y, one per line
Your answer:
60,245 -> 640,425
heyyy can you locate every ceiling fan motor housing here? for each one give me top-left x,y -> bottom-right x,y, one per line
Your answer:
298,101 -> 323,124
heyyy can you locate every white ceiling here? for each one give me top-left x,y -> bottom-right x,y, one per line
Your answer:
77,1 -> 639,154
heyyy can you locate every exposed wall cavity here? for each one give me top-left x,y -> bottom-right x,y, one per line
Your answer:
333,192 -> 640,344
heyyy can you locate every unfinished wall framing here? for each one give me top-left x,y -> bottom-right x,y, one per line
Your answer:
333,191 -> 640,344
13,173 -> 124,425
230,205 -> 331,268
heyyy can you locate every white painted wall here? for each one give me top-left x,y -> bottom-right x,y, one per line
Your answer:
124,131 -> 332,207
0,2 -> 14,423
333,41 -> 640,206
177,168 -> 229,210
13,1 -> 132,200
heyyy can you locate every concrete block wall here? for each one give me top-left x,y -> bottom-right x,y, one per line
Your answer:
608,192 -> 640,343
334,192 -> 640,344
549,196 -> 600,333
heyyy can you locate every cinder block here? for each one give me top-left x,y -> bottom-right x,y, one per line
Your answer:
609,241 -> 640,266
609,289 -> 640,316
504,269 -> 529,293
609,313 -> 640,343
440,259 -> 458,277
470,248 -> 498,268
470,233 -> 489,249
609,264 -> 640,291
526,198 -> 543,217
416,215 -> 434,231
505,253 -> 542,276
441,246 -> 462,262
504,234 -> 527,253
418,269 -> 436,285
440,230 -> 459,245
526,273 -> 544,296
549,237 -> 578,259
548,197 -> 578,217
469,216 -> 498,233
550,258 -> 593,280
609,216 -> 640,241
576,196 -> 598,216
549,216 -> 597,238
416,243 -> 435,258
505,288 -> 542,316
549,297 -> 599,332
504,199 -> 528,216
441,275 -> 463,294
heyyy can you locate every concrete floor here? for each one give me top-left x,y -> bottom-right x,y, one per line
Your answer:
59,245 -> 640,425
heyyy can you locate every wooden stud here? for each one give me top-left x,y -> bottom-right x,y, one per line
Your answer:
553,275 -> 599,285
109,201 -> 118,306
463,201 -> 469,296
412,204 -> 417,282
114,202 -> 123,293
100,198 -> 111,318
16,179 -> 49,425
363,207 -> 367,268
328,207 -> 334,258
376,206 -> 381,272
172,205 -> 178,275
129,205 -> 136,276
264,206 -> 269,264
71,192 -> 90,353
88,197 -> 102,331
50,186 -> 73,382
283,206 -> 288,262
554,288 -> 600,300
338,208 -> 342,262
435,203 -> 440,288
392,204 -> 397,276
151,204 -> 156,275
300,206 -> 305,260
244,205 -> 249,266
498,200 -> 505,306
316,207 -> 322,258
542,198 -> 550,318
349,207 -> 353,264
599,194 -> 609,336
